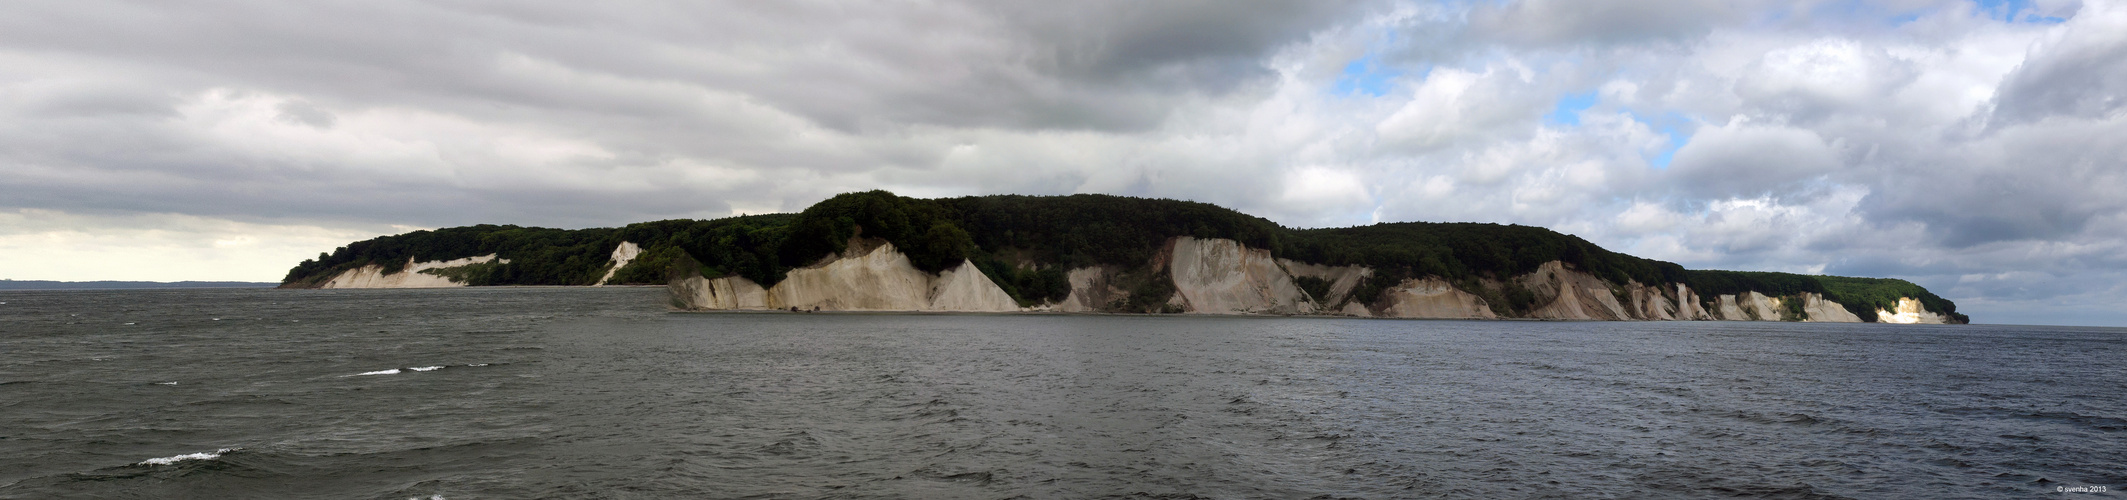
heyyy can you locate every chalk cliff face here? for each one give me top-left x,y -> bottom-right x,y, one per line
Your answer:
1877,297 -> 1948,324
1802,292 -> 1863,322
1675,284 -> 1714,320
1054,267 -> 1126,312
1166,237 -> 1314,315
1279,259 -> 1370,311
672,242 -> 1019,312
1521,261 -> 1632,320
594,241 -> 642,286
1380,277 -> 1496,319
666,235 -> 1951,324
928,260 -> 1022,312
768,242 -> 933,311
671,275 -> 770,310
1741,291 -> 1785,321
319,254 -> 507,289
1627,283 -> 1678,320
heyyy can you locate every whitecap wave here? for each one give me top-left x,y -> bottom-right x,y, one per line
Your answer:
139,447 -> 236,466
410,366 -> 443,372
350,369 -> 401,376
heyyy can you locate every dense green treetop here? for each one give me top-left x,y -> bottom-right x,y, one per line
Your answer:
280,191 -> 1962,321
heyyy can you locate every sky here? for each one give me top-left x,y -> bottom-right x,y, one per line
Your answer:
1,0 -> 2122,325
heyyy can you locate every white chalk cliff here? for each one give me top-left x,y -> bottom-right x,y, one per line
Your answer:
1379,277 -> 1497,319
928,260 -> 1022,312
594,241 -> 642,286
1166,237 -> 1315,315
1876,297 -> 1949,324
1521,261 -> 1633,320
1628,283 -> 1679,320
670,275 -> 769,310
319,254 -> 507,289
667,235 -> 1949,324
672,242 -> 1019,312
1801,292 -> 1863,322
1279,259 -> 1370,311
1052,266 -> 1126,312
1742,291 -> 1785,321
1674,284 -> 1713,320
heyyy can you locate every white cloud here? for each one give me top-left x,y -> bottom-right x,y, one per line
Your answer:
1,0 -> 2125,323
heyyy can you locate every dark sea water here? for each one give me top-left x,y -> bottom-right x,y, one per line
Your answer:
1,288 -> 2121,499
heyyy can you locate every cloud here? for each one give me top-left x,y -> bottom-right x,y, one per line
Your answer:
1469,0 -> 1745,46
1,0 -> 2126,324
1989,0 -> 2127,125
1667,117 -> 1840,199
1733,37 -> 1921,123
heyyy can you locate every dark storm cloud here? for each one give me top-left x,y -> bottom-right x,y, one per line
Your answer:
1469,0 -> 1743,46
0,0 -> 1381,229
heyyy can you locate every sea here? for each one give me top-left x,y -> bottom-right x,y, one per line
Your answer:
0,287 -> 2120,499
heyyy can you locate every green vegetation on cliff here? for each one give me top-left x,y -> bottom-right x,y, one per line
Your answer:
281,225 -> 620,287
282,191 -> 1964,322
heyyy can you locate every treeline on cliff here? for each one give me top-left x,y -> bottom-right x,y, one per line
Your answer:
280,225 -> 621,288
280,190 -> 1964,322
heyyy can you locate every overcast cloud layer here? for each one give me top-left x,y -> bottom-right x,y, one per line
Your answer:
2,0 -> 2122,325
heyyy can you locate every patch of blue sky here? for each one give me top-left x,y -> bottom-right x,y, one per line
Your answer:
1332,53 -> 1403,97
1971,0 -> 2067,23
1543,91 -> 1597,127
1629,111 -> 1692,169
1648,128 -> 1683,169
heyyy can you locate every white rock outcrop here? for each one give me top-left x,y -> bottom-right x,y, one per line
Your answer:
767,243 -> 937,311
1339,301 -> 1373,317
671,275 -> 771,310
1166,237 -> 1314,315
1627,283 -> 1678,320
928,260 -> 1021,312
594,241 -> 643,286
1521,261 -> 1632,320
1379,277 -> 1496,319
674,242 -> 1019,313
662,236 -> 1954,324
1279,260 -> 1371,311
1801,292 -> 1863,322
1055,266 -> 1127,312
320,254 -> 506,289
1876,297 -> 1948,324
1675,284 -> 1713,320
1741,291 -> 1786,321
1713,294 -> 1748,321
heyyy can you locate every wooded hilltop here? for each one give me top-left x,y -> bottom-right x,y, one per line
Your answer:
281,191 -> 1966,323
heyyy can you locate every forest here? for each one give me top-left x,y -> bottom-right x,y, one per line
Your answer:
281,191 -> 1965,322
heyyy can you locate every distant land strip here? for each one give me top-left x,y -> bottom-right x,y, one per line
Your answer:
0,280 -> 279,291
